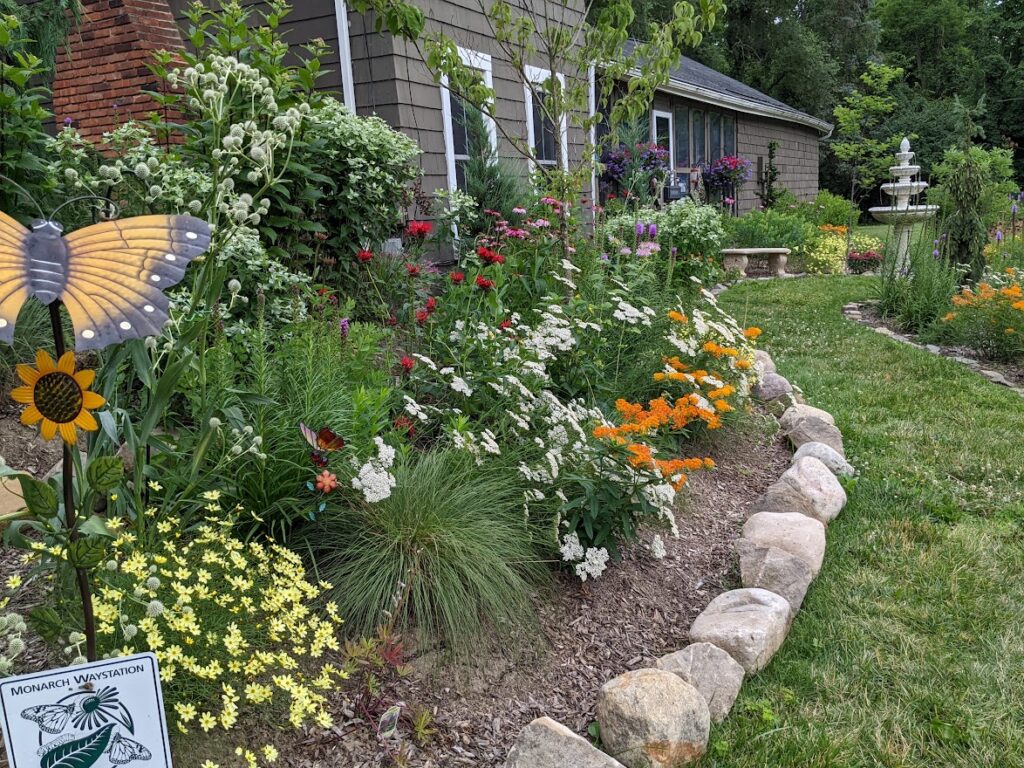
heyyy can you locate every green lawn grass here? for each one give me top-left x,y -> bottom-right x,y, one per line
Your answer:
703,276 -> 1024,768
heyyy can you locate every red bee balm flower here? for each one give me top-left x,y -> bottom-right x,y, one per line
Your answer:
405,220 -> 432,239
405,263 -> 420,276
475,275 -> 495,291
477,246 -> 505,265
499,319 -> 512,330
415,309 -> 429,325
450,271 -> 465,284
315,470 -> 338,493
400,356 -> 415,374
356,249 -> 373,263
425,296 -> 437,312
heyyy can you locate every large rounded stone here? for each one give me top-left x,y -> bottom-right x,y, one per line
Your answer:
755,456 -> 847,524
737,540 -> 814,614
752,372 -> 792,402
688,589 -> 792,675
506,717 -> 625,768
753,350 -> 776,376
779,403 -> 835,432
792,441 -> 855,478
655,643 -> 744,723
786,415 -> 845,457
596,668 -> 710,767
742,511 -> 826,576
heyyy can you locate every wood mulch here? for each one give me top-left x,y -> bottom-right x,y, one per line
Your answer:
279,413 -> 790,768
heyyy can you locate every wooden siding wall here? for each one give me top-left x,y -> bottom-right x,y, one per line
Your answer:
736,115 -> 821,212
366,0 -> 589,205
166,0 -> 346,95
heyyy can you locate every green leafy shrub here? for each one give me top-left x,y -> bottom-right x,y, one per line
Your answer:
310,450 -> 545,652
302,97 -> 421,258
803,190 -> 860,228
727,209 -> 816,255
929,146 -> 1017,231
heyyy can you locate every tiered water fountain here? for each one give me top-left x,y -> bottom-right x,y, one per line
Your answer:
869,137 -> 938,269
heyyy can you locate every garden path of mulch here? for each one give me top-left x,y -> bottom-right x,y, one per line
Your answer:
293,413 -> 791,768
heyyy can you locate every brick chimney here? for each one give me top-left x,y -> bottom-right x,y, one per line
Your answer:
53,0 -> 185,140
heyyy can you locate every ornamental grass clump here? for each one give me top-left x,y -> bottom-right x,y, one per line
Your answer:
932,268 -> 1024,362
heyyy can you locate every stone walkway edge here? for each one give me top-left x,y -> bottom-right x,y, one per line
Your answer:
504,351 -> 852,768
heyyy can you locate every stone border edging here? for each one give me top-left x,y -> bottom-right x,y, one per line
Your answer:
504,351 -> 852,768
842,301 -> 1024,398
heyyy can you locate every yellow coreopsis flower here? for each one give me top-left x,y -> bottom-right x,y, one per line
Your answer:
12,350 -> 105,444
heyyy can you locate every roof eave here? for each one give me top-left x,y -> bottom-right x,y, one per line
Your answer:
650,74 -> 833,136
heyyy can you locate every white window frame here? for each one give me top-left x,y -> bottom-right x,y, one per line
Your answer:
440,48 -> 496,192
333,0 -> 356,109
523,64 -> 568,171
652,109 -> 674,172
588,63 -> 597,207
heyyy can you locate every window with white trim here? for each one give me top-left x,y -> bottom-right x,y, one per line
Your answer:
440,48 -> 496,192
523,65 -> 568,170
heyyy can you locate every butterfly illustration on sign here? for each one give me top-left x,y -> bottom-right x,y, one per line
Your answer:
20,686 -> 152,768
0,199 -> 211,352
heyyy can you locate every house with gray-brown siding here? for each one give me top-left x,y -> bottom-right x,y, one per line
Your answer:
40,0 -> 831,216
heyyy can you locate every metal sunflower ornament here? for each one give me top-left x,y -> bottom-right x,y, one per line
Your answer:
11,350 -> 105,444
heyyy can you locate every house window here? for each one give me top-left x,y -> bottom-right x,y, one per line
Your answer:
723,114 -> 736,156
709,112 -> 722,163
692,109 -> 706,165
441,48 -> 496,192
524,65 -> 568,170
652,109 -> 674,170
674,106 -> 689,168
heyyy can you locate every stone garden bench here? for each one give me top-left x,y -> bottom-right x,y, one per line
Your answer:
720,248 -> 791,278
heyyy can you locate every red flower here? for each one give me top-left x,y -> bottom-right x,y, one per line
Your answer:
425,296 -> 437,312
405,263 -> 420,276
475,275 -> 495,291
356,249 -> 373,263
415,309 -> 429,325
400,355 -> 415,374
386,314 -> 398,327
394,415 -> 415,437
450,271 -> 465,284
405,220 -> 432,239
499,319 -> 512,330
477,246 -> 504,265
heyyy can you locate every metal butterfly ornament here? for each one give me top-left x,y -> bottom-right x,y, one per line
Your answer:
0,205 -> 211,351
300,421 -> 345,467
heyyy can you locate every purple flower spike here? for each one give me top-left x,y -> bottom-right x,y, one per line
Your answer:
1014,204 -> 1019,215
339,317 -> 350,338
933,239 -> 939,246
600,252 -> 610,261
996,229 -> 1004,243
648,222 -> 658,239
933,249 -> 940,257
635,221 -> 644,238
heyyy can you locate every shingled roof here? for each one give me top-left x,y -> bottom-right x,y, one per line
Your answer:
624,40 -> 833,135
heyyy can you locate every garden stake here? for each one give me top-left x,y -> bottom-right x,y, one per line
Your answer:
49,300 -> 98,662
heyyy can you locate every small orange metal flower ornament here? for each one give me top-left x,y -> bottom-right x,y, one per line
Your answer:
12,350 -> 105,444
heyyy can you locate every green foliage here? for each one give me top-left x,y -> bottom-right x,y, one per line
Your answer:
929,145 -> 1018,230
801,190 -> 861,228
300,97 -> 421,266
727,209 -> 816,254
933,147 -> 988,283
831,62 -> 905,198
878,240 -> 959,333
755,141 -> 781,209
461,105 -> 529,229
929,271 -> 1024,363
310,450 -> 544,653
0,13 -> 51,214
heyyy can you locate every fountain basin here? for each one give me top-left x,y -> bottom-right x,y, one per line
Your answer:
868,205 -> 939,225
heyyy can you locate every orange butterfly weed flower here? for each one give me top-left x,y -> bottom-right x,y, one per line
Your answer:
667,310 -> 688,324
743,327 -> 762,340
12,350 -> 105,444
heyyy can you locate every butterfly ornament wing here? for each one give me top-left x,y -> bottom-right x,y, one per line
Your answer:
0,210 -> 31,344
60,215 -> 211,350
